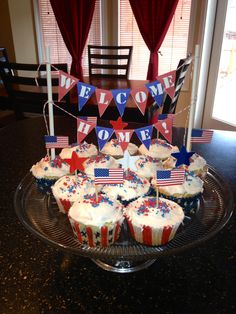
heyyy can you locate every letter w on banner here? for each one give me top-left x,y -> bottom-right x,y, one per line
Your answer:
77,118 -> 95,144
115,129 -> 134,152
58,71 -> 79,101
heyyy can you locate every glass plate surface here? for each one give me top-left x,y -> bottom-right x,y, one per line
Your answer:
14,167 -> 234,262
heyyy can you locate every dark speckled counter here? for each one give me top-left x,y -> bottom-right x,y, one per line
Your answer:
0,117 -> 235,314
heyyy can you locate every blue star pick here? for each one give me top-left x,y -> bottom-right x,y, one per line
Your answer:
171,145 -> 194,167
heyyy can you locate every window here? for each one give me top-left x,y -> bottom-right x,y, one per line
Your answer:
35,0 -> 191,79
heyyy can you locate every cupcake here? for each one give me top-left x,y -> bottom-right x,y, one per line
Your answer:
83,154 -> 120,178
135,155 -> 164,180
59,141 -> 98,159
163,153 -> 208,179
30,156 -> 70,194
125,196 -> 184,246
51,173 -> 99,214
68,194 -> 124,247
101,139 -> 138,158
138,139 -> 179,160
152,173 -> 204,213
101,170 -> 151,205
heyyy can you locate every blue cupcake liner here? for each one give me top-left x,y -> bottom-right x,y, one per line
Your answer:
159,192 -> 201,213
34,177 -> 57,194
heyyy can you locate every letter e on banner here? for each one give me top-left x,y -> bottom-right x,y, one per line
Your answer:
157,70 -> 176,99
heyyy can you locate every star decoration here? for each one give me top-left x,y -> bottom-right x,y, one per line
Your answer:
171,145 -> 194,167
109,117 -> 128,130
117,150 -> 139,171
63,151 -> 88,173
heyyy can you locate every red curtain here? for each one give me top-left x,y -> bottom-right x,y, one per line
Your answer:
50,0 -> 96,79
129,0 -> 179,80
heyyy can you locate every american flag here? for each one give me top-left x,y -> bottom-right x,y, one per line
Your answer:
80,116 -> 97,125
190,129 -> 213,143
156,169 -> 185,186
44,135 -> 69,149
94,168 -> 124,185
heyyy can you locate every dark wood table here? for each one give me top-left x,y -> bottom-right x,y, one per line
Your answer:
0,116 -> 235,313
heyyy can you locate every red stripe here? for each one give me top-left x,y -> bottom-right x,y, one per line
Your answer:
161,226 -> 172,244
86,227 -> 94,247
142,225 -> 152,245
74,222 -> 83,243
59,198 -> 72,213
126,217 -> 135,237
101,226 -> 108,247
114,222 -> 120,241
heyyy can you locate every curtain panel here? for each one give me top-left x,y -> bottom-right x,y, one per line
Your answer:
129,0 -> 179,80
50,0 -> 96,79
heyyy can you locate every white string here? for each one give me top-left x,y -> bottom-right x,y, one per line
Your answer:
183,106 -> 191,146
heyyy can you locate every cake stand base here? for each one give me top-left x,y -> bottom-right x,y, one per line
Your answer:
91,258 -> 157,273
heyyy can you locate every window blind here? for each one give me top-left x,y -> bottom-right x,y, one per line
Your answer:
119,0 -> 192,79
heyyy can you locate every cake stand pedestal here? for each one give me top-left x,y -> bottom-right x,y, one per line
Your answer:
14,167 -> 234,273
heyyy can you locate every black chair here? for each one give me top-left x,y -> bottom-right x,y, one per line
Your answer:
148,55 -> 192,123
88,45 -> 133,79
0,61 -> 71,119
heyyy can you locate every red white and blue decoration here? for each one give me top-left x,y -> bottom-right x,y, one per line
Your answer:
77,82 -> 96,111
191,129 -> 213,143
111,89 -> 131,117
77,118 -> 95,144
134,125 -> 153,150
44,135 -> 69,149
171,146 -> 195,167
156,169 -> 185,186
58,71 -> 78,102
94,168 -> 124,185
95,126 -> 114,151
63,151 -> 88,173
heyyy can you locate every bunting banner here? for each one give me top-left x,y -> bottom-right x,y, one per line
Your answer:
111,89 -> 131,116
80,116 -> 97,126
157,70 -> 176,99
95,126 -> 114,151
115,129 -> 134,152
134,125 -> 153,150
77,82 -> 96,111
130,87 -> 149,115
95,88 -> 113,117
145,80 -> 164,107
154,117 -> 173,143
77,118 -> 95,144
58,71 -> 79,101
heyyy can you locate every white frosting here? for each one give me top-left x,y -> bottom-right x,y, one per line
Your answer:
152,174 -> 204,197
60,142 -> 98,159
83,155 -> 120,177
163,154 -> 207,173
101,170 -> 150,201
30,156 -> 69,179
125,197 -> 184,228
135,155 -> 164,179
101,139 -> 138,157
138,139 -> 179,160
69,195 -> 124,227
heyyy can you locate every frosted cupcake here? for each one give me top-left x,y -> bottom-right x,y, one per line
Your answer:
68,194 -> 124,247
101,139 -> 138,158
135,155 -> 164,180
152,173 -> 204,213
101,170 -> 151,205
125,197 -> 184,246
59,141 -> 98,159
163,153 -> 208,179
51,173 -> 100,214
83,154 -> 120,177
30,156 -> 70,193
138,139 -> 179,160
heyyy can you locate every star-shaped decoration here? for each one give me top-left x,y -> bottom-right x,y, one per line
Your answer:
109,117 -> 128,130
117,150 -> 139,171
63,151 -> 88,173
171,145 -> 194,167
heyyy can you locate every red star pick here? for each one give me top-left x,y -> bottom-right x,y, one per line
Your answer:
63,151 -> 88,173
109,117 -> 128,130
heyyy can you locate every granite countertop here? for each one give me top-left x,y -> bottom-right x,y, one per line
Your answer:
0,117 -> 235,314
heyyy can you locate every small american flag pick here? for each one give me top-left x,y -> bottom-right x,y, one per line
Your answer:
156,169 -> 185,186
94,168 -> 124,185
45,135 -> 69,149
80,116 -> 97,125
191,129 -> 213,143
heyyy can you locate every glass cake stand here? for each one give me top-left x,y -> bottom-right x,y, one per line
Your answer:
14,167 -> 234,273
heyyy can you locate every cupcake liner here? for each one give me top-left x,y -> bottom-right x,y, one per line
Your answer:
34,177 -> 57,194
68,218 -> 123,247
118,188 -> 153,206
159,192 -> 201,213
53,195 -> 73,214
126,216 -> 181,246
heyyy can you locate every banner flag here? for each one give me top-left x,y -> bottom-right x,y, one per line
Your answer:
115,129 -> 134,152
77,82 -> 96,111
134,125 -> 153,150
130,87 -> 149,115
111,89 -> 131,116
154,117 -> 173,143
77,118 -> 95,143
95,88 -> 113,117
145,80 -> 164,107
157,70 -> 176,99
96,126 -> 114,151
58,71 -> 78,101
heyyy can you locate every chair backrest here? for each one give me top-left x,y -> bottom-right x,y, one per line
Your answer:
0,48 -> 10,63
88,45 -> 133,79
0,61 -> 70,118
